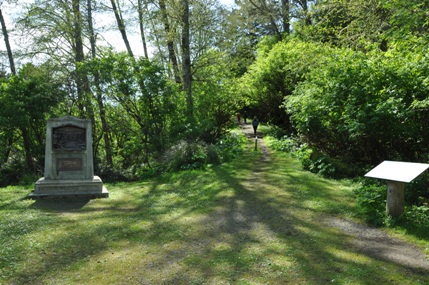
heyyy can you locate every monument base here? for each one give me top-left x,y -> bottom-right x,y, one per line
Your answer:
30,176 -> 109,199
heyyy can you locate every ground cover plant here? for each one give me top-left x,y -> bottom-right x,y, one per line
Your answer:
1,133 -> 429,284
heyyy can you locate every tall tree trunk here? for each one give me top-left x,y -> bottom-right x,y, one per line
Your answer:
73,0 -> 96,156
137,0 -> 149,59
0,8 -> 16,75
110,0 -> 134,57
2,135 -> 12,164
281,0 -> 290,34
20,126 -> 35,172
248,0 -> 282,39
87,0 -> 113,168
159,0 -> 181,83
73,0 -> 86,116
297,0 -> 311,26
181,0 -> 193,120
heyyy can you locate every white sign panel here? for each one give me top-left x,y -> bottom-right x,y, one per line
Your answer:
365,161 -> 429,183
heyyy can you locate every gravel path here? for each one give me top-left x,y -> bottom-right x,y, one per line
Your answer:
238,121 -> 429,273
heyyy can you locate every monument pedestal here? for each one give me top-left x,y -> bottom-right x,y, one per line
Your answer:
31,116 -> 108,199
31,176 -> 108,198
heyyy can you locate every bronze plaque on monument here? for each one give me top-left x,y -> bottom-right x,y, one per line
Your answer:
52,126 -> 86,150
57,158 -> 83,171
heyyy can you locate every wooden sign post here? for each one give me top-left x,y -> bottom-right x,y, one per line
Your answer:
365,161 -> 429,218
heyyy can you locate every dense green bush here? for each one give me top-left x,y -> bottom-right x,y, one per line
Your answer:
0,160 -> 26,187
354,177 -> 429,227
216,131 -> 248,162
238,38 -> 332,128
353,180 -> 387,226
270,135 -> 300,153
161,141 -> 208,171
285,48 -> 429,167
270,134 -> 358,179
400,205 -> 429,237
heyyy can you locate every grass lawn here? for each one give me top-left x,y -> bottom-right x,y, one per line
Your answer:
1,137 -> 428,284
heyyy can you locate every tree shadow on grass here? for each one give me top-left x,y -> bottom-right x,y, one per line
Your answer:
4,143 -> 429,284
154,147 -> 429,284
29,198 -> 91,211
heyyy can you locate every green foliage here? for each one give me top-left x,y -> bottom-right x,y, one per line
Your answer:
269,135 -> 300,153
82,52 -> 184,170
353,178 -> 429,229
160,131 -> 246,171
385,0 -> 429,45
353,181 -> 387,226
0,63 -> 66,177
296,0 -> 391,51
400,206 -> 429,237
217,131 -> 247,161
238,38 -> 332,127
285,47 -> 429,167
162,141 -> 209,171
192,49 -> 239,143
0,159 -> 26,187
269,134 -> 358,179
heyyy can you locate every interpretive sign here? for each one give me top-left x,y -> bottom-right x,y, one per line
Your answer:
365,160 -> 429,218
364,160 -> 429,183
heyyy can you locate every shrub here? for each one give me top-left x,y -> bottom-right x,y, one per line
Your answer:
285,48 -> 429,167
270,135 -> 300,153
161,141 -> 206,171
269,135 -> 357,179
206,144 -> 221,165
160,132 -> 246,172
217,132 -> 247,162
353,181 -> 387,226
98,167 -> 133,182
403,205 -> 429,230
0,159 -> 26,187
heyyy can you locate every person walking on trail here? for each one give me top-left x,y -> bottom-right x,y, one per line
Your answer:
237,113 -> 241,124
252,116 -> 259,136
243,111 -> 248,124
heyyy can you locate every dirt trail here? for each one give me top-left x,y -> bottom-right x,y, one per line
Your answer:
238,121 -> 429,272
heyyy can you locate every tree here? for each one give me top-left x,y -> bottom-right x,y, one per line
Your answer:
17,0 -> 94,116
193,49 -> 239,142
0,5 -> 15,75
234,0 -> 293,39
109,0 -> 134,57
136,0 -> 149,59
238,38 -> 327,128
83,52 -> 183,167
0,1 -> 16,168
86,0 -> 114,168
284,45 -> 429,166
296,0 -> 391,51
0,63 -> 66,173
384,0 -> 429,50
72,0 -> 95,120
159,0 -> 181,83
181,0 -> 193,120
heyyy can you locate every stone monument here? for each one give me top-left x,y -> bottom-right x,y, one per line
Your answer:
31,116 -> 108,198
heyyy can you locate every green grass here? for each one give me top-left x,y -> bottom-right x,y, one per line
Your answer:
1,139 -> 428,284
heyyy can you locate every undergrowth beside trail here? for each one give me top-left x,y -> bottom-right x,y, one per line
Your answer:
266,131 -> 429,240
